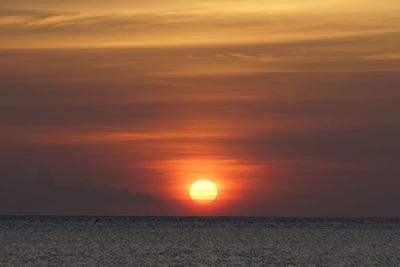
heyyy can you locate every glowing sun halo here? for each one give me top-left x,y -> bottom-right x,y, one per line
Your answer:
189,180 -> 218,205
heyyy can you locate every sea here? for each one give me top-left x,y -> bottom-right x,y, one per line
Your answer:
0,216 -> 399,266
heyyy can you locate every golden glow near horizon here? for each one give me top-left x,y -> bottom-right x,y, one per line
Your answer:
189,180 -> 218,205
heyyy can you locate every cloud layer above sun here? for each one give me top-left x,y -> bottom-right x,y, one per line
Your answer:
1,0 -> 400,49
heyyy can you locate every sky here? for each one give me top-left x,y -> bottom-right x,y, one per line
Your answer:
1,0 -> 400,216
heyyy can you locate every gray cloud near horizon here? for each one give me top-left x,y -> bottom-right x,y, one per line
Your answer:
0,169 -> 183,216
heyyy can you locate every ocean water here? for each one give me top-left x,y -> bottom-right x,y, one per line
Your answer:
0,216 -> 399,266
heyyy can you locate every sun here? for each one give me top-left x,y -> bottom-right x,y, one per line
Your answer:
189,180 -> 218,205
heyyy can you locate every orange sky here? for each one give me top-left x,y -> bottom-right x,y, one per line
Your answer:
1,0 -> 400,49
1,0 -> 400,216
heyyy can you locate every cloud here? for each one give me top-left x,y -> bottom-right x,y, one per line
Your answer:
0,169 -> 181,215
223,52 -> 282,62
362,53 -> 400,60
1,0 -> 400,49
1,0 -> 400,217
0,15 -> 32,25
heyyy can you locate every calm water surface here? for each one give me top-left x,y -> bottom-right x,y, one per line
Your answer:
1,216 -> 399,266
